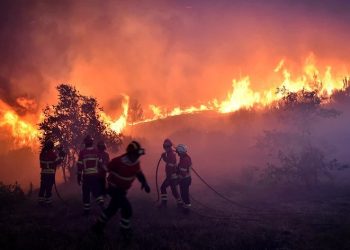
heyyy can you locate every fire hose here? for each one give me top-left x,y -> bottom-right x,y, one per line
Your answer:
155,156 -> 162,202
154,154 -> 255,211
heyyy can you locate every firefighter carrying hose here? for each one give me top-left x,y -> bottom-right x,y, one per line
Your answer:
38,140 -> 65,206
97,141 -> 110,196
77,135 -> 104,215
92,140 -> 150,238
159,138 -> 182,208
176,144 -> 192,214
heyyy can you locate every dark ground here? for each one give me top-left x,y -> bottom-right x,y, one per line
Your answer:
1,182 -> 350,250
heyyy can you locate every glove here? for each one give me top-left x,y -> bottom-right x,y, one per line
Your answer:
141,182 -> 151,193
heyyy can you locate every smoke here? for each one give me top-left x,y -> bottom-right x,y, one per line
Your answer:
2,0 -> 349,114
1,0 -> 350,185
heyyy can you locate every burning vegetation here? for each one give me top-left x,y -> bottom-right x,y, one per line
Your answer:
1,0 -> 350,249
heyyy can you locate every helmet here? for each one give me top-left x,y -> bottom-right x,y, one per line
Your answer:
84,135 -> 94,147
127,141 -> 145,156
97,141 -> 106,151
176,144 -> 187,154
44,140 -> 54,150
163,138 -> 173,149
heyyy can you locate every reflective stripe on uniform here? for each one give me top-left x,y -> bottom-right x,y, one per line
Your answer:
83,158 -> 99,168
171,173 -> 178,179
110,171 -> 135,181
84,168 -> 98,175
183,203 -> 191,208
99,212 -> 108,223
96,196 -> 104,203
168,163 -> 176,167
160,194 -> 168,201
41,160 -> 55,164
84,203 -> 91,210
120,218 -> 131,228
40,160 -> 55,169
179,175 -> 191,179
41,169 -> 55,174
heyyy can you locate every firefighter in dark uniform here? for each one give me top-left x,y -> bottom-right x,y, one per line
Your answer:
92,141 -> 150,238
77,135 -> 104,215
176,144 -> 192,214
38,140 -> 65,206
159,138 -> 182,208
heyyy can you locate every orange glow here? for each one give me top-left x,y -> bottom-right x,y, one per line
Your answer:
0,55 -> 349,147
100,95 -> 129,134
0,104 -> 41,148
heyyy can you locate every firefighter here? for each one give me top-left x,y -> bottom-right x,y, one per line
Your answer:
97,141 -> 109,196
159,138 -> 182,208
92,140 -> 150,238
176,144 -> 192,214
77,135 -> 104,215
38,140 -> 65,206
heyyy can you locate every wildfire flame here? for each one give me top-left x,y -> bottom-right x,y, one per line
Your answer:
100,95 -> 129,134
0,55 -> 348,148
0,107 -> 41,147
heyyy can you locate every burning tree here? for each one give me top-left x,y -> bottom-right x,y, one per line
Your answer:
331,77 -> 350,103
39,84 -> 122,182
127,98 -> 144,125
127,98 -> 144,136
257,83 -> 343,186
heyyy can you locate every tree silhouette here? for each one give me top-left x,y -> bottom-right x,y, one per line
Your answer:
39,84 -> 122,182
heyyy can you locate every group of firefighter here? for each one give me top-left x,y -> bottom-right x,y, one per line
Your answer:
38,136 -> 192,237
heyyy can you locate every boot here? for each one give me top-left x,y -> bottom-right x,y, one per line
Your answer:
176,199 -> 183,208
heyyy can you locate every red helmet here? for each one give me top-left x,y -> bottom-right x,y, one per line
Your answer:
163,138 -> 173,149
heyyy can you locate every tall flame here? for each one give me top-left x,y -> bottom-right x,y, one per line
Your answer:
100,95 -> 129,134
0,109 -> 41,147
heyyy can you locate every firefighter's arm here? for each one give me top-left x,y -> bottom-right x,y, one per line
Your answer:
136,172 -> 150,193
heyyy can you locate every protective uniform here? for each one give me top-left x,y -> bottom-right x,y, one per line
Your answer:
176,144 -> 192,213
93,141 -> 150,237
159,139 -> 181,207
97,141 -> 110,195
38,140 -> 64,206
77,136 -> 104,215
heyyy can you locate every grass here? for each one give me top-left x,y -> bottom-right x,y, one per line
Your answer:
1,183 -> 350,250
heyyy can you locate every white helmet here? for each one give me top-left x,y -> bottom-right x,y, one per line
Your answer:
176,144 -> 187,154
